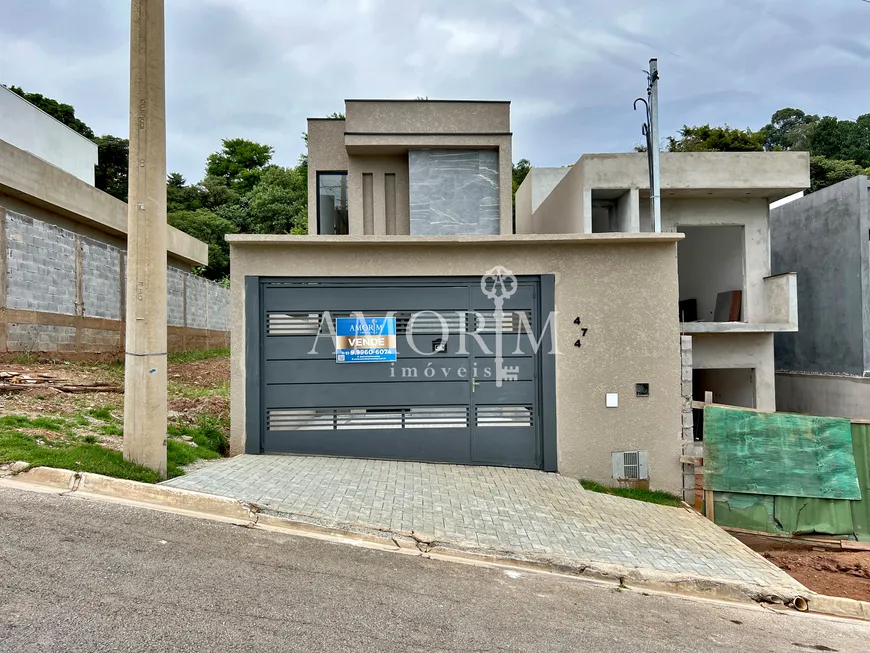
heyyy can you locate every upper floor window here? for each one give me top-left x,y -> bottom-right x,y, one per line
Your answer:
317,172 -> 349,235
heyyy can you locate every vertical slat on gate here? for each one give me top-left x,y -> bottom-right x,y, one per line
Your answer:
245,276 -> 262,453
540,275 -> 558,472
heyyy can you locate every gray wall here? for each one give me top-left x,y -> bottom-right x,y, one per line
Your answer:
770,176 -> 870,374
2,207 -> 230,352
409,150 -> 500,235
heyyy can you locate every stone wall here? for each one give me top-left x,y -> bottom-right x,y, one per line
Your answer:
680,335 -> 701,504
0,207 -> 230,355
409,150 -> 500,235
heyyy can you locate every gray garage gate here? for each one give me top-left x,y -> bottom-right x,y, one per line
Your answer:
244,276 -> 556,471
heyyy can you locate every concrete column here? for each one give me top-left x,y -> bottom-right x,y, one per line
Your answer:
123,0 -> 168,476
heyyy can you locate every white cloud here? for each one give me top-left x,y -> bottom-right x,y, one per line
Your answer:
0,0 -> 867,179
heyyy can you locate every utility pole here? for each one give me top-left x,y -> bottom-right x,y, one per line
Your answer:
648,58 -> 661,233
123,0 -> 168,476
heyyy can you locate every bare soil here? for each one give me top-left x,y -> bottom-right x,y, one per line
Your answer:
0,356 -> 230,428
763,549 -> 870,602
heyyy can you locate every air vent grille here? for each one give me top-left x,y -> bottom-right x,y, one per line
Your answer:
611,450 -> 649,480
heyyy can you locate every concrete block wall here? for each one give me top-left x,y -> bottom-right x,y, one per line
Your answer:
167,266 -> 186,327
207,282 -> 230,332
82,238 -> 123,320
6,212 -> 77,314
2,208 -> 230,355
186,275 -> 209,330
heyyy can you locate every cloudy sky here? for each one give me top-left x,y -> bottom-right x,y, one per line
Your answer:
1,0 -> 868,182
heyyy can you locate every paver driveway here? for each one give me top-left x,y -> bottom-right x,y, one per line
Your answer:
164,454 -> 806,596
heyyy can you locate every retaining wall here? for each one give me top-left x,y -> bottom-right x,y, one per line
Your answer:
0,206 -> 229,356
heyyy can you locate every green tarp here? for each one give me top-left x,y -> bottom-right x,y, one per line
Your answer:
704,406 -> 861,500
851,424 -> 870,541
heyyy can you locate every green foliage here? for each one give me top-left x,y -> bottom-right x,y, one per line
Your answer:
761,108 -> 818,151
579,480 -> 683,507
0,429 -> 163,483
206,138 -> 274,194
666,124 -> 764,152
93,135 -> 129,200
167,209 -> 236,279
168,415 -> 229,457
809,156 -> 870,193
87,407 -> 115,422
511,159 -> 531,225
246,165 -> 308,234
666,108 -> 870,193
5,85 -> 95,138
167,347 -> 230,365
98,424 -> 124,437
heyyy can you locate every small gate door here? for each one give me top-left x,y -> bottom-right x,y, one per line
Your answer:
248,276 -> 555,470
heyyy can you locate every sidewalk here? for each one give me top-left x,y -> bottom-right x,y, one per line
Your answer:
163,454 -> 808,599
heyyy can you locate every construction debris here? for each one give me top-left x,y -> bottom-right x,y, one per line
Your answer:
0,371 -> 122,394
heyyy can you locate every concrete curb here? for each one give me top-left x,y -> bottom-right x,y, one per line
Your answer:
8,466 -> 870,621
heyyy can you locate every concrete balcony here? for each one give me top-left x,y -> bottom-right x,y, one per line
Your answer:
680,273 -> 798,334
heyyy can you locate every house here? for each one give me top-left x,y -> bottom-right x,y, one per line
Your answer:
306,100 -> 513,236
0,85 -> 98,185
517,151 -> 810,413
771,175 -> 870,418
229,99 -> 685,493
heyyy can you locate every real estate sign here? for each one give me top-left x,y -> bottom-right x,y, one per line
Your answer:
335,316 -> 397,363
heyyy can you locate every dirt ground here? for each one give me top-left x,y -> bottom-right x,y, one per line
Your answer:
763,549 -> 870,602
0,356 -> 230,447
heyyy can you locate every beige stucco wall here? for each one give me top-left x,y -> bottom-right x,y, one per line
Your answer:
228,233 -> 684,493
345,100 -> 510,134
0,138 -> 207,266
346,154 -> 411,235
691,333 -> 775,410
530,159 -> 588,234
306,119 -> 349,235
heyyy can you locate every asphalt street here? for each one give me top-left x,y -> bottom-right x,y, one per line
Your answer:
0,486 -> 867,652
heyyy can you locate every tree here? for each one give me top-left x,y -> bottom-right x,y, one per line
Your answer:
205,138 -> 274,194
511,159 -> 531,221
198,175 -> 240,210
666,124 -> 764,152
167,209 -> 237,280
5,85 -> 95,139
809,156 -> 870,193
93,135 -> 129,201
246,165 -> 308,234
761,108 -> 818,151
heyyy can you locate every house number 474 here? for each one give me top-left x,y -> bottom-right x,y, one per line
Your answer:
573,317 -> 588,347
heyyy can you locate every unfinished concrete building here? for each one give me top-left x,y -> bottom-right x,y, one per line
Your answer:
517,152 -> 810,412
771,175 -> 870,418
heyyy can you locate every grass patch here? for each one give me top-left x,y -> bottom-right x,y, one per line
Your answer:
166,440 -> 221,476
10,352 -> 39,365
168,380 -> 230,399
87,407 -> 117,422
168,415 -> 229,456
168,347 -> 230,365
0,415 -> 71,433
73,415 -> 90,427
98,423 -> 123,437
0,430 -> 163,483
580,480 -> 683,507
0,411 -> 227,482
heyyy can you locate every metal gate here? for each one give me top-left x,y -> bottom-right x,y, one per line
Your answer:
245,276 -> 556,470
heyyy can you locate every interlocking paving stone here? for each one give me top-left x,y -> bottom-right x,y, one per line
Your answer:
164,455 -> 806,592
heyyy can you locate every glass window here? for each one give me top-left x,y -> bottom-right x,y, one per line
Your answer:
317,172 -> 349,235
